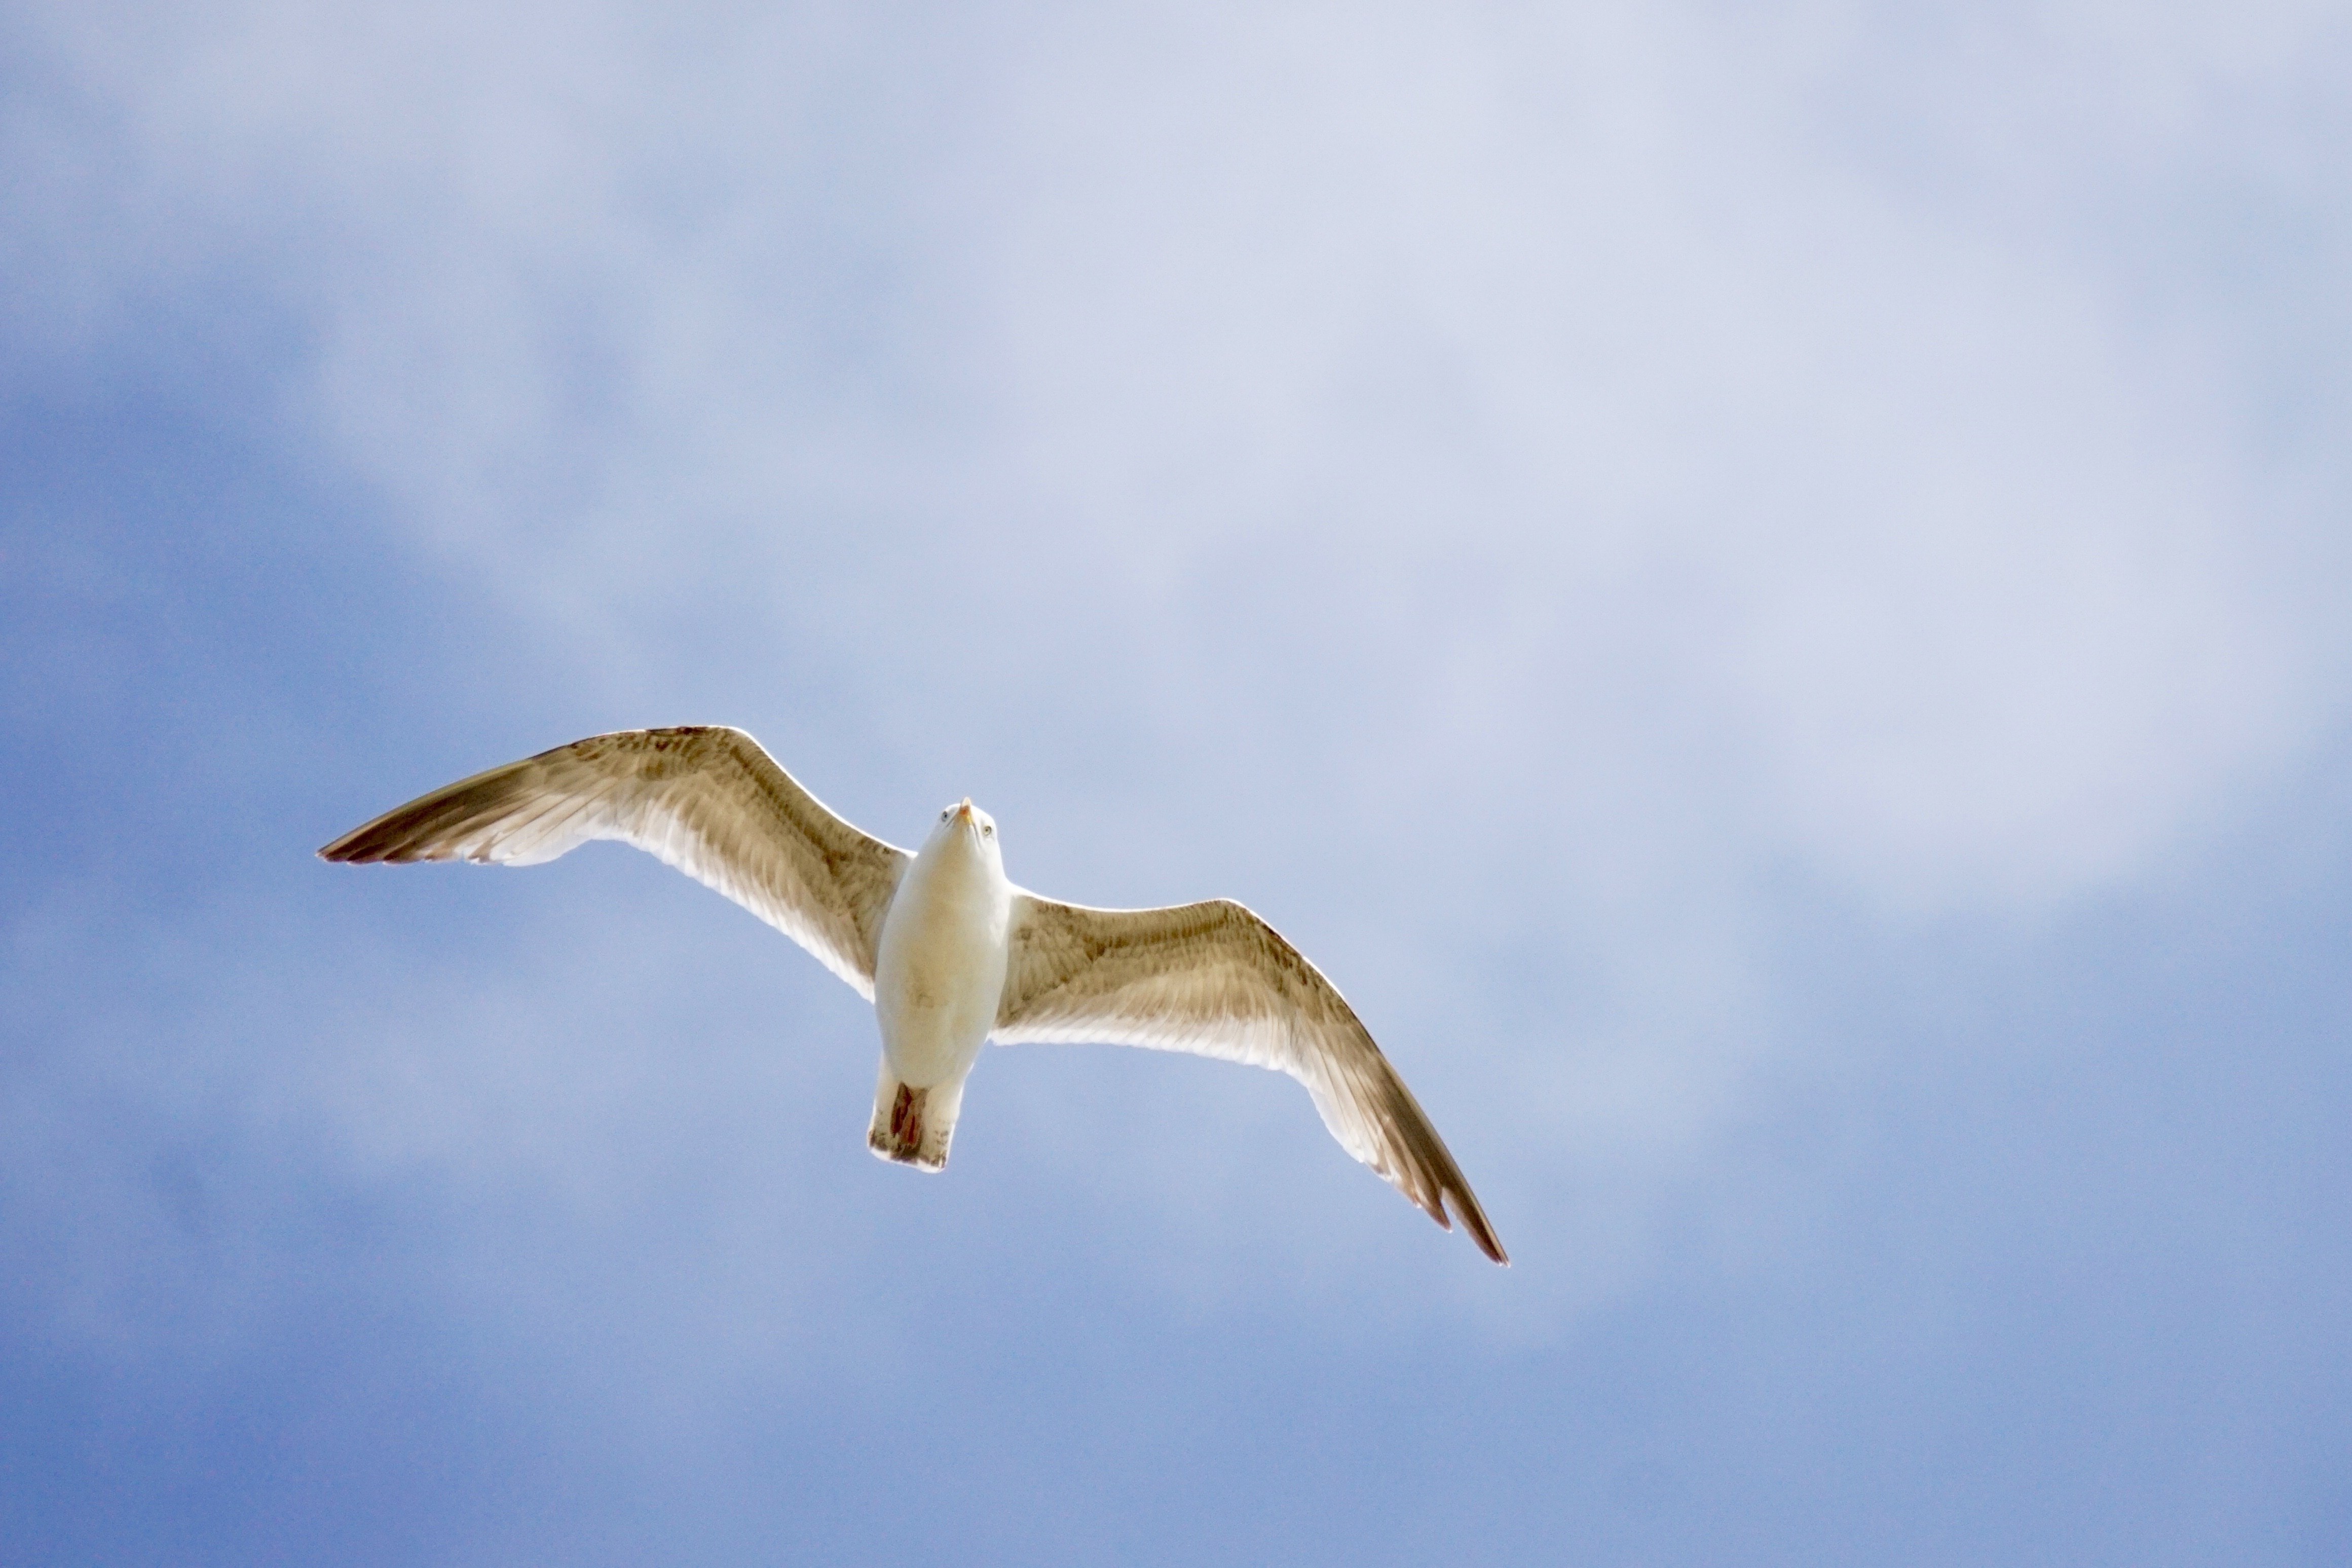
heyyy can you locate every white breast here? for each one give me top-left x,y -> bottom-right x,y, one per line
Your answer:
871,833 -> 1012,1088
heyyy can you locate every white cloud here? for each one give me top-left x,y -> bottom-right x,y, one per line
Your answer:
27,0 -> 2308,899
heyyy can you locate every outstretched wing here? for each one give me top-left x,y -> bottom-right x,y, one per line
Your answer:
993,893 -> 1506,1263
319,726 -> 909,997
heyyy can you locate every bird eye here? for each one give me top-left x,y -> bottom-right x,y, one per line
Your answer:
940,809 -> 950,822
982,824 -> 994,837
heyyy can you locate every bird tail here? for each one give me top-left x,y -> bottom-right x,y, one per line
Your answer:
865,1062 -> 959,1171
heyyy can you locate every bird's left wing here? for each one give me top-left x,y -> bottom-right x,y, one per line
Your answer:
318,726 -> 909,997
993,893 -> 1506,1263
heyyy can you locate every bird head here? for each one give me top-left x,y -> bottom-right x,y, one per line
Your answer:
925,797 -> 1000,864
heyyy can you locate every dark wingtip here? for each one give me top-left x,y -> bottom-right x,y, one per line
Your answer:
317,829 -> 383,863
317,819 -> 431,864
1442,1189 -> 1509,1266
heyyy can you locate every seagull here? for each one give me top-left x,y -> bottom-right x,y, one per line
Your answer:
319,726 -> 1506,1263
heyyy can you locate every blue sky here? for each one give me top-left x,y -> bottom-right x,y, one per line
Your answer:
5,2 -> 2349,1562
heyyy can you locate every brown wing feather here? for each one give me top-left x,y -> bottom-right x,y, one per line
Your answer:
994,895 -> 1507,1264
318,727 -> 908,996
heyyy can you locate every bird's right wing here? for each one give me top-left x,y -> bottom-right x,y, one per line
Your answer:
318,726 -> 909,997
993,893 -> 1506,1263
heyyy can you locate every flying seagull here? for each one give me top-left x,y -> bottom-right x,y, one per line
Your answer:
319,726 -> 1506,1263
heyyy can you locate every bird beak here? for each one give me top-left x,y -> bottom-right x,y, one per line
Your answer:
955,799 -> 974,822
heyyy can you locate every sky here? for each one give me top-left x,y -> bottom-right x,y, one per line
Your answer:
4,1 -> 2349,1561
